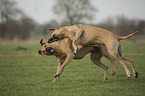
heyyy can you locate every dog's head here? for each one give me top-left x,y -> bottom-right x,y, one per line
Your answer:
47,28 -> 66,43
38,39 -> 56,55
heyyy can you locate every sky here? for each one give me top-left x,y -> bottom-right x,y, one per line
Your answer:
14,0 -> 145,24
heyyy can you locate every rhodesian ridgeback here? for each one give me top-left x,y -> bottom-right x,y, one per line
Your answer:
47,24 -> 138,78
38,38 -> 116,82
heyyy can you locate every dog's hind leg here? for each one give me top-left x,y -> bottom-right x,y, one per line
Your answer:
90,51 -> 108,80
123,58 -> 138,78
118,46 -> 138,78
106,43 -> 132,77
104,55 -> 115,75
99,45 -> 116,75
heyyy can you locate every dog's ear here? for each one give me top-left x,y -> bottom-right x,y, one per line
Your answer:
47,28 -> 56,32
40,39 -> 45,46
38,50 -> 42,54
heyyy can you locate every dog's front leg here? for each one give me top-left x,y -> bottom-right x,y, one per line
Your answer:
54,54 -> 74,78
72,41 -> 78,54
72,26 -> 83,54
53,57 -> 64,82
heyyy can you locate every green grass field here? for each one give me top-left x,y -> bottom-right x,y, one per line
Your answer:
0,41 -> 145,96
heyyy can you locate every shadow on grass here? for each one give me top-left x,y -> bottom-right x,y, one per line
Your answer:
15,46 -> 27,51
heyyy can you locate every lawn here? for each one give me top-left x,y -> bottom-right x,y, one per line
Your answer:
0,41 -> 145,96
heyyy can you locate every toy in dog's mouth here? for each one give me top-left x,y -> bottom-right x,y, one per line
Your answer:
47,34 -> 59,43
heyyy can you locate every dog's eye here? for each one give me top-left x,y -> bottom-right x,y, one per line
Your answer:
44,45 -> 46,47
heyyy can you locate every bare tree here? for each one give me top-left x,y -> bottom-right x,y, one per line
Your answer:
115,15 -> 138,35
0,0 -> 23,23
0,0 -> 35,40
97,15 -> 139,35
136,20 -> 145,35
98,17 -> 116,32
53,0 -> 97,25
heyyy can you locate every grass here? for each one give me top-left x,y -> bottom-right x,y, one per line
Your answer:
0,41 -> 145,96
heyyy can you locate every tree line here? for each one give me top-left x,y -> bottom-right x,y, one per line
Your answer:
0,0 -> 145,40
0,0 -> 35,40
96,16 -> 145,35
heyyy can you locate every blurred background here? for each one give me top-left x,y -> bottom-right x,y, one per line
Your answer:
1,1 -> 145,95
0,0 -> 145,42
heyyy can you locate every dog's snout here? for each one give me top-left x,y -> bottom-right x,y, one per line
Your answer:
47,34 -> 59,43
52,34 -> 56,38
45,47 -> 50,52
45,47 -> 55,54
47,39 -> 53,43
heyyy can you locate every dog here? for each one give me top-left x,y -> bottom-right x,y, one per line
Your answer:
48,24 -> 83,54
38,38 -> 116,82
47,24 -> 138,78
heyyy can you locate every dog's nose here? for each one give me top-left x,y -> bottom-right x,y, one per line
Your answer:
45,47 -> 50,52
47,34 -> 59,43
47,39 -> 53,43
53,34 -> 59,40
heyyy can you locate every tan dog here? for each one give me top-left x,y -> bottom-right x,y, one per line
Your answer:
48,25 -> 83,54
47,24 -> 138,78
38,38 -> 116,82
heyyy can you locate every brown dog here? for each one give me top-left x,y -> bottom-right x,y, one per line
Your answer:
38,38 -> 116,82
47,24 -> 138,78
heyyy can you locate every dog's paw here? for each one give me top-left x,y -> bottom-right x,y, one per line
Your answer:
73,51 -> 77,54
111,72 -> 116,76
54,74 -> 60,78
127,73 -> 132,78
73,47 -> 78,54
52,78 -> 59,83
135,72 -> 138,78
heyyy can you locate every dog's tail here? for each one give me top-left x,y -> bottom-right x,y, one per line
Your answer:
118,31 -> 138,40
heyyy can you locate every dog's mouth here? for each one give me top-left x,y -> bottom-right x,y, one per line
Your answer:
45,47 -> 55,54
48,34 -> 59,43
38,47 -> 55,56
